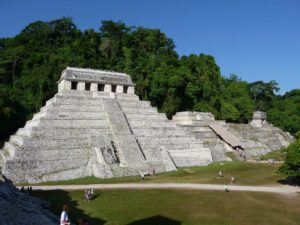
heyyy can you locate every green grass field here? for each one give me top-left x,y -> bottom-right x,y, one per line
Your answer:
34,189 -> 300,225
31,161 -> 299,225
34,161 -> 286,186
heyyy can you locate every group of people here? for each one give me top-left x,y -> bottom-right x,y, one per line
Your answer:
218,170 -> 236,192
84,188 -> 94,202
20,186 -> 33,195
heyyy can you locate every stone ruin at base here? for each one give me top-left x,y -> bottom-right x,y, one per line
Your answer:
172,111 -> 294,159
0,67 -> 294,183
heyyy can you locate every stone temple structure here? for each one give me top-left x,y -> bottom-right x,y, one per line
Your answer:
172,111 -> 294,159
0,67 -> 213,183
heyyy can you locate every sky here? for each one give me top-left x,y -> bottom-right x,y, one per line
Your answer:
0,0 -> 299,94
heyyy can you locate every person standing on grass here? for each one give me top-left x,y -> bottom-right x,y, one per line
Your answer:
60,204 -> 71,225
230,176 -> 236,184
219,170 -> 223,178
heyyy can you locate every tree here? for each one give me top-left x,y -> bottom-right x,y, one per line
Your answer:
248,80 -> 279,111
279,139 -> 300,178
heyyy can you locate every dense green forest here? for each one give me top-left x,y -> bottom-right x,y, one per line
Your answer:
0,17 -> 299,142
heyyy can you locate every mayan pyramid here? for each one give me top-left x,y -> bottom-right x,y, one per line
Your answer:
0,67 -> 213,183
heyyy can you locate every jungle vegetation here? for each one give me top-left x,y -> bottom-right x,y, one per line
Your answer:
0,17 -> 299,142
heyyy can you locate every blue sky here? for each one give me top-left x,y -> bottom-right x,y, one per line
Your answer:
0,0 -> 299,94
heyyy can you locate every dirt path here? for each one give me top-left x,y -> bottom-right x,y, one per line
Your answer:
28,183 -> 299,194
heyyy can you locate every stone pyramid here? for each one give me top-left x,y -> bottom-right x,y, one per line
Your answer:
0,67 -> 213,183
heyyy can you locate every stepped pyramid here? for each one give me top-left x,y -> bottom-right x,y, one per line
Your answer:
0,67 -> 212,183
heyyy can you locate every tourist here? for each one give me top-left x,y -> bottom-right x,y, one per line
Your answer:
224,184 -> 229,192
60,204 -> 71,225
230,176 -> 236,184
219,170 -> 223,178
91,188 -> 94,196
256,156 -> 260,163
140,172 -> 145,181
85,189 -> 92,202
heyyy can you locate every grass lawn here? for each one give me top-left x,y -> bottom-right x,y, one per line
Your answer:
261,150 -> 285,161
33,189 -> 300,225
33,161 -> 286,186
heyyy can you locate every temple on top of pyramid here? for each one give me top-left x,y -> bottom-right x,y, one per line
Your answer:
58,67 -> 135,94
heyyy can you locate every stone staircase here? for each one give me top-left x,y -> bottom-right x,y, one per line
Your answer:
115,94 -> 213,167
172,112 -> 228,162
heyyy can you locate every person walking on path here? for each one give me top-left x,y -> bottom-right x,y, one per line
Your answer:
224,184 -> 229,192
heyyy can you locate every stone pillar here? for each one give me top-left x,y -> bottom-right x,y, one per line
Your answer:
91,83 -> 98,92
77,82 -> 85,91
104,84 -> 112,93
58,79 -> 71,92
127,86 -> 135,94
116,85 -> 123,93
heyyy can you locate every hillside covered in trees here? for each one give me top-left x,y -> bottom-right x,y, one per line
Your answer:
0,18 -> 299,142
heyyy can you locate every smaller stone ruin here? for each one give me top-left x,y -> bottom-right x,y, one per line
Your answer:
172,111 -> 294,159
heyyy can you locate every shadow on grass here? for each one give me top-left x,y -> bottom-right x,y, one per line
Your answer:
277,176 -> 300,187
33,190 -> 106,225
127,215 -> 181,225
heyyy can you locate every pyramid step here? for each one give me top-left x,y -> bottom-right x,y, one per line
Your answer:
41,111 -> 106,120
26,118 -> 109,128
32,111 -> 47,120
58,90 -> 94,97
125,113 -> 167,121
45,97 -> 56,106
50,104 -> 104,112
138,139 -> 204,150
28,127 -> 110,138
137,136 -> 201,143
52,98 -> 104,106
16,128 -> 32,137
132,127 -> 187,137
7,158 -> 90,174
120,107 -> 158,114
55,94 -> 105,101
2,142 -> 17,159
14,147 -> 94,161
118,101 -> 151,108
9,135 -> 24,146
168,149 -> 212,167
115,94 -> 140,101
128,120 -> 177,128
12,138 -> 98,149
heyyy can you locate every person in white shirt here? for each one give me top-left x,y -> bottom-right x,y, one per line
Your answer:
60,204 -> 71,225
